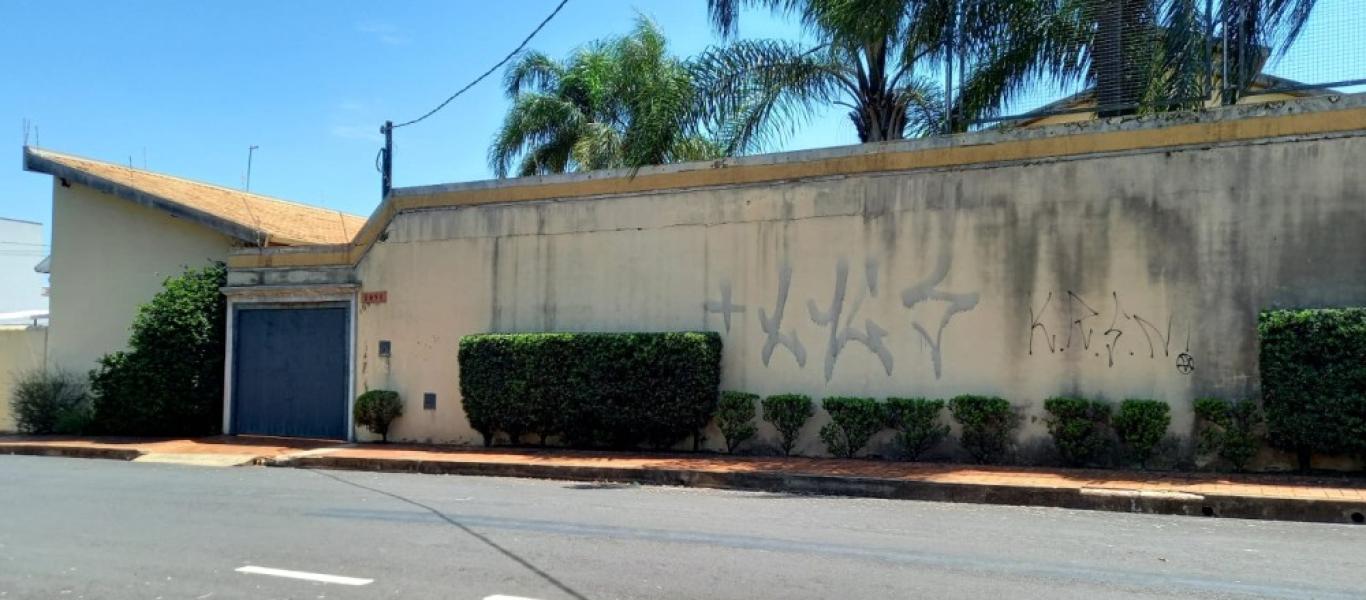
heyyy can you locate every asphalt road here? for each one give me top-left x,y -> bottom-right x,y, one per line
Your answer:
1,455 -> 1362,600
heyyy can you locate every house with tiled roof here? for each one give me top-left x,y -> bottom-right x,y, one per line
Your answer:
22,146 -> 364,372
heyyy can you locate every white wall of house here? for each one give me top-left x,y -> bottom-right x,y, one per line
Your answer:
46,181 -> 232,373
0,217 -> 48,316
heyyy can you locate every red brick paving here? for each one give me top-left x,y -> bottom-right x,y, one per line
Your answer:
3,435 -> 1363,501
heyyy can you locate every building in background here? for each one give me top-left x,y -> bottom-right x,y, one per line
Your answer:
0,216 -> 48,323
0,216 -> 48,431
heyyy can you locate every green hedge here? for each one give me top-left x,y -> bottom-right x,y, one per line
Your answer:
458,332 -> 722,449
949,395 -> 1016,464
884,397 -> 947,460
716,391 -> 759,453
1259,308 -> 1366,467
819,396 -> 884,458
1113,399 -> 1170,468
1043,396 -> 1112,467
355,390 -> 403,442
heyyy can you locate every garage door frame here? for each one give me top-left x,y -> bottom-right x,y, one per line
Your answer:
221,285 -> 357,441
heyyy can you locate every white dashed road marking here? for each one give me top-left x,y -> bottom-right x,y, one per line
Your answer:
235,565 -> 373,586
484,595 -> 544,600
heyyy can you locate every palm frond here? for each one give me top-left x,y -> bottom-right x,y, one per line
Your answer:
488,93 -> 586,178
503,50 -> 564,97
693,39 -> 849,153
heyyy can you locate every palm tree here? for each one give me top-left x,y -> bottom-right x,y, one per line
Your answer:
698,1 -> 1319,146
696,0 -> 1058,150
490,16 -> 723,178
961,0 -> 1322,120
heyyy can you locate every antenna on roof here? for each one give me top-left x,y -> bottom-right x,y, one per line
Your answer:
245,145 -> 260,192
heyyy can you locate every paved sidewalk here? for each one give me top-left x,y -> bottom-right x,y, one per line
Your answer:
3,435 -> 1363,524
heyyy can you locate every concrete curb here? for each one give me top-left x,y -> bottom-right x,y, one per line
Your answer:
268,455 -> 1366,526
0,444 -> 144,461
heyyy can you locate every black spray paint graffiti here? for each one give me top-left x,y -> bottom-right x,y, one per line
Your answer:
705,254 -> 978,381
807,258 -> 893,381
1027,290 -> 1193,373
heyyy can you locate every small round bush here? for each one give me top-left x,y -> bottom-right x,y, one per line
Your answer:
819,396 -> 885,458
884,397 -> 947,460
11,369 -> 91,435
1043,396 -> 1113,467
355,390 -> 403,442
716,391 -> 759,453
1113,399 -> 1170,468
948,395 -> 1016,464
1193,397 -> 1262,472
762,394 -> 813,456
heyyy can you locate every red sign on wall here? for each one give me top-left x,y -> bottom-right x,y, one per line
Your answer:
361,290 -> 388,307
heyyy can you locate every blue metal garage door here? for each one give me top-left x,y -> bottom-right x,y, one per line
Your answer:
232,305 -> 349,439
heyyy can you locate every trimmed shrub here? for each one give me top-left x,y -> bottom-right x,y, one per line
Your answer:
949,395 -> 1016,464
819,397 -> 884,458
10,370 -> 92,435
88,263 -> 226,436
716,391 -> 759,453
1193,397 -> 1263,472
1043,396 -> 1113,467
459,332 -> 722,449
883,397 -> 947,460
1259,308 -> 1366,469
1113,399 -> 1171,468
762,394 -> 813,456
355,390 -> 403,442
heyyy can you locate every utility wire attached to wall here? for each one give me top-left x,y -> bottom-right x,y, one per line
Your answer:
378,0 -> 571,197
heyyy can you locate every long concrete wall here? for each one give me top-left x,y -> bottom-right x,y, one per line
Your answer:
343,103 -> 1366,462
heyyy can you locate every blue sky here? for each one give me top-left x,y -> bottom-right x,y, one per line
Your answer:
1,0 -> 1358,238
0,0 -> 839,231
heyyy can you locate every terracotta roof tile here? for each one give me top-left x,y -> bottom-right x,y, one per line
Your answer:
25,148 -> 365,246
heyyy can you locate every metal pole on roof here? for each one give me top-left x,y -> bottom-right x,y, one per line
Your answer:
380,121 -> 393,198
245,145 -> 260,191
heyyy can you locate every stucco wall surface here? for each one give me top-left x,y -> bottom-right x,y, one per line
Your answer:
47,182 -> 232,373
0,325 -> 47,432
354,131 -> 1366,457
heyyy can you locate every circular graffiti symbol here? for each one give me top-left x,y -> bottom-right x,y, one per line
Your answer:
1176,353 -> 1195,374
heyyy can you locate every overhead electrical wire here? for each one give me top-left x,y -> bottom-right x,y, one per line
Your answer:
392,0 -> 571,129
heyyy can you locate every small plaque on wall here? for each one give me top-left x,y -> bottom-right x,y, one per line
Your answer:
362,290 -> 388,306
